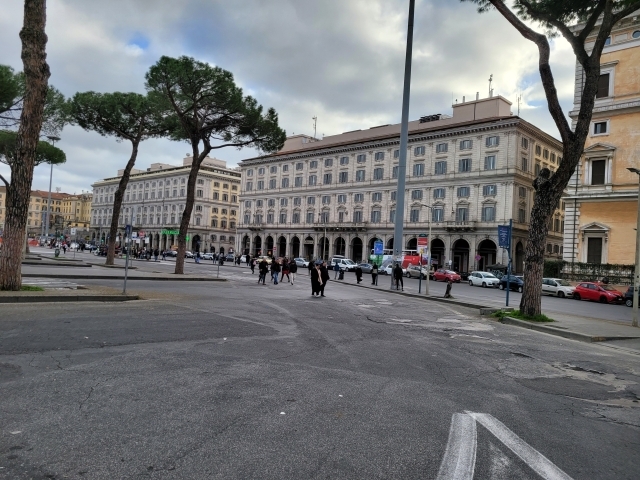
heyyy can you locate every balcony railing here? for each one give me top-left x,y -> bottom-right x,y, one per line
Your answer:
445,221 -> 476,231
312,221 -> 369,232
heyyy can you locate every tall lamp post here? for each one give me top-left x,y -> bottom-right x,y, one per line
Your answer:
420,204 -> 433,295
627,167 -> 640,328
44,135 -> 60,239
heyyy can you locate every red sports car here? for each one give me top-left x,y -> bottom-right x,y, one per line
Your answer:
433,269 -> 461,283
573,282 -> 624,304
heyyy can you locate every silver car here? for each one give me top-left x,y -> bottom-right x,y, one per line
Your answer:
294,257 -> 309,268
542,278 -> 575,298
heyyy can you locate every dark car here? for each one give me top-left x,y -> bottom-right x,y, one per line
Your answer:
358,263 -> 374,274
624,286 -> 637,307
498,275 -> 524,293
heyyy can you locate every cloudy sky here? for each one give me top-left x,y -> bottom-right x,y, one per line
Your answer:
0,0 -> 576,195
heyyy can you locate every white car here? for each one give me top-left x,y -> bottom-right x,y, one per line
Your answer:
381,264 -> 407,276
542,278 -> 575,298
294,257 -> 309,268
468,271 -> 500,288
202,252 -> 214,260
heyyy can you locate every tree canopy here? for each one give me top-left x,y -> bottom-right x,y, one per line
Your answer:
0,130 -> 65,171
0,64 -> 66,136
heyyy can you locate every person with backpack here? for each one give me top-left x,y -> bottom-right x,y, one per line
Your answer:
288,258 -> 297,285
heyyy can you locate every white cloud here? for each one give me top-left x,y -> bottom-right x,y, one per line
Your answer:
0,0 -> 579,193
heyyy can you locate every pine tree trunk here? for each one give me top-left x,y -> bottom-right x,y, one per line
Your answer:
0,0 -> 49,291
106,142 -> 139,266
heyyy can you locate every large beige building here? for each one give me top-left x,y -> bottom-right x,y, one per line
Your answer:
0,187 -> 73,236
238,95 -> 565,273
62,193 -> 93,231
563,12 -> 640,266
90,156 -> 240,253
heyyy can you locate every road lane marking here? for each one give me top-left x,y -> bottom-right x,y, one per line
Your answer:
436,413 -> 477,480
466,412 -> 573,480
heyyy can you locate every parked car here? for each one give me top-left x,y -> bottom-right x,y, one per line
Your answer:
202,252 -> 214,260
468,271 -> 500,288
624,286 -> 636,307
498,275 -> 524,292
573,282 -> 624,304
542,278 -> 575,298
185,251 -> 194,258
294,257 -> 310,268
406,265 -> 429,279
459,272 -> 470,281
358,263 -> 374,274
330,257 -> 357,271
165,250 -> 177,257
226,253 -> 235,261
381,263 -> 407,276
433,269 -> 462,283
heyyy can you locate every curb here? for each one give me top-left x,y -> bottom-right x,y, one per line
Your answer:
21,273 -> 226,281
498,316 -> 640,343
0,294 -> 139,303
21,261 -> 93,267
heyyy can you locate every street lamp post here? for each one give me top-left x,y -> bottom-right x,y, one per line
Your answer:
44,135 -> 60,240
421,204 -> 433,295
627,167 -> 640,328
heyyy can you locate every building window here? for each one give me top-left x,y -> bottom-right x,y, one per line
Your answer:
392,166 -> 398,179
247,169 -> 253,176
222,194 -> 228,202
390,191 -> 397,201
460,139 -> 472,150
269,179 -> 276,189
633,30 -> 640,39
323,173 -> 332,184
389,209 -> 396,222
587,237 -> 603,264
534,163 -> 541,176
308,175 -> 317,186
354,193 -> 364,203
268,199 -> 275,207
486,136 -> 499,147
591,159 -> 606,185
196,189 -> 203,198
393,149 -> 399,159
414,146 -> 425,156
292,212 -> 300,224
521,137 -> 529,149
258,168 -> 265,175
413,163 -> 425,176
459,158 -> 471,172
481,205 -> 495,222
436,142 -> 448,153
356,169 -> 366,182
280,212 -> 287,224
483,184 -> 497,196
457,186 -> 470,198
295,176 -> 303,187
519,186 -> 527,198
550,153 -> 556,163
307,196 -> 315,205
353,210 -> 363,222
357,154 -> 366,163
306,212 -> 314,224
257,181 -> 264,190
518,208 -> 526,223
256,200 -> 263,207
593,121 -> 608,135
432,207 -> 444,222
521,157 -> 528,171
411,189 -> 423,200
211,219 -> 218,227
338,194 -> 347,203
281,178 -> 289,188
267,213 -> 274,224
280,198 -> 288,207
371,210 -> 381,223
543,149 -> 549,160
596,73 -> 610,98
320,212 -> 329,223
410,209 -> 420,222
433,188 -> 446,199
322,195 -> 331,205
293,197 -> 301,206
296,162 -> 303,170
339,171 -> 348,183
434,161 -> 447,175
213,192 -> 220,200
270,166 -> 277,173
373,168 -> 384,180
324,158 -> 333,167
456,207 -> 469,222
310,160 -> 318,169
535,145 -> 542,156
484,155 -> 496,170
372,192 -> 382,202
374,151 -> 385,161
340,156 -> 349,165
282,164 -> 289,172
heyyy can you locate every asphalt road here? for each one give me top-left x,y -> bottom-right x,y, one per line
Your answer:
1,266 -> 639,479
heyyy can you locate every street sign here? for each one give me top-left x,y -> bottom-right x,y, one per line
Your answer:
161,229 -> 179,235
498,225 -> 511,249
374,240 -> 384,255
70,228 -> 77,235
417,234 -> 429,255
131,232 -> 138,238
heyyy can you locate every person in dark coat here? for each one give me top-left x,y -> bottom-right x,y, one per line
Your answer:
444,279 -> 453,298
355,264 -> 363,284
281,258 -> 290,283
310,263 -> 321,296
271,260 -> 281,284
308,260 -> 313,275
250,256 -> 256,274
319,261 -> 330,297
371,264 -> 378,285
393,263 -> 404,291
288,259 -> 297,285
258,259 -> 268,284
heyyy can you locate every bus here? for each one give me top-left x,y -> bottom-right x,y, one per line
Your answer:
369,248 -> 423,269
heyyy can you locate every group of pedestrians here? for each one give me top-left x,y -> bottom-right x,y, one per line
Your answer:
256,257 -> 298,286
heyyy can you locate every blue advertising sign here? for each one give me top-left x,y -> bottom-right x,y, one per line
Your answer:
498,225 -> 511,249
374,240 -> 384,255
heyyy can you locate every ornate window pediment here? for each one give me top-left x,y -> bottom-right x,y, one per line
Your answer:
583,143 -> 615,158
580,222 -> 609,233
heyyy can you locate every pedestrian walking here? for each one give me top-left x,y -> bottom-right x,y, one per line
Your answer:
333,262 -> 340,279
308,261 -> 313,276
393,263 -> 404,291
444,280 -> 453,298
311,262 -> 322,296
271,259 -> 281,284
62,244 -> 67,254
161,249 -> 166,261
196,251 -> 201,264
251,257 -> 256,274
288,258 -> 297,285
153,248 -> 159,262
319,261 -> 330,297
246,255 -> 251,266
281,258 -> 290,284
258,259 -> 268,284
355,264 -> 363,284
371,264 -> 379,285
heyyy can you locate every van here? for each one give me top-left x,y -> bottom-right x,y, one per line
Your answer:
330,256 -> 357,272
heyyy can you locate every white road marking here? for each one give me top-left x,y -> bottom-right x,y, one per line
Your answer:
466,412 -> 573,480
436,413 -> 477,480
